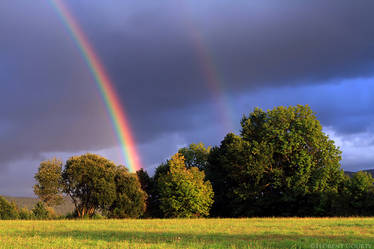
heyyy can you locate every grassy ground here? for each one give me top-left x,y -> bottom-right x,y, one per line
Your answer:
0,218 -> 373,249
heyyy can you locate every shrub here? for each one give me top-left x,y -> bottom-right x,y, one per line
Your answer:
18,208 -> 35,220
32,201 -> 52,219
0,196 -> 19,220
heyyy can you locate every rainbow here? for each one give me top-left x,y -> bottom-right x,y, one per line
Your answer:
179,5 -> 235,133
187,27 -> 234,132
50,0 -> 142,172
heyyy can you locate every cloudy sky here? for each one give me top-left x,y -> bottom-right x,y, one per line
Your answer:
1,0 -> 374,196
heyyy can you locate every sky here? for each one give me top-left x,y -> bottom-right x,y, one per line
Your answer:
1,0 -> 374,196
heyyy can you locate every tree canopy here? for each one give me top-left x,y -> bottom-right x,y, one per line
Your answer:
21,105 -> 374,219
157,153 -> 214,218
207,105 -> 345,217
62,154 -> 117,217
178,143 -> 211,170
34,158 -> 64,207
0,196 -> 18,220
107,166 -> 146,218
60,153 -> 146,218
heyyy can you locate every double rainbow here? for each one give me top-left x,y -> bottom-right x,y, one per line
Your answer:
50,0 -> 142,172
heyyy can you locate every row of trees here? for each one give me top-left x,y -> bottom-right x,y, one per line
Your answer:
0,196 -> 56,220
138,105 -> 374,217
3,105 -> 372,219
33,154 -> 146,218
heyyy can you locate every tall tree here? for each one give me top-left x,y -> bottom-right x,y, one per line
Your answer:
62,154 -> 117,217
157,153 -> 214,218
207,105 -> 345,217
107,166 -> 146,218
178,142 -> 211,170
34,158 -> 64,207
136,168 -> 156,217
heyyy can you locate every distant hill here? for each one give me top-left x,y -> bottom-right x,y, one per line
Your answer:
3,196 -> 74,215
344,169 -> 374,178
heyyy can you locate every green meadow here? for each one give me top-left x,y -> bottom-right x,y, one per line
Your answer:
1,218 -> 374,249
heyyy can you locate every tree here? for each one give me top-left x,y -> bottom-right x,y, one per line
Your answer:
18,208 -> 35,220
136,168 -> 156,217
344,171 -> 374,215
178,143 -> 211,170
0,196 -> 18,220
137,165 -> 168,218
62,154 -> 117,217
107,166 -> 146,218
32,201 -> 50,219
207,105 -> 345,217
34,158 -> 64,207
157,153 -> 214,218
136,168 -> 152,195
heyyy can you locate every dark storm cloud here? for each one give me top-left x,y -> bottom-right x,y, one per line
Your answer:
0,1 -> 119,164
66,0 -> 374,136
1,0 -> 374,171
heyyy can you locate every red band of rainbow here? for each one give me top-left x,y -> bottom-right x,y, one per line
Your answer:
50,0 -> 142,172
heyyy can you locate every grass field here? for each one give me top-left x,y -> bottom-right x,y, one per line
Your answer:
0,218 -> 373,249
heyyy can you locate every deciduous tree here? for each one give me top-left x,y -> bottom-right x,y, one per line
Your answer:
157,153 -> 214,218
0,196 -> 18,220
178,142 -> 211,170
107,166 -> 146,218
62,154 -> 117,217
207,105 -> 345,217
34,158 -> 63,207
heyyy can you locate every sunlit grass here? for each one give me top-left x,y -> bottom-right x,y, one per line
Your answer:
0,218 -> 374,248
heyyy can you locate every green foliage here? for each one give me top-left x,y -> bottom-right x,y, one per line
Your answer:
0,196 -> 18,220
340,171 -> 374,216
62,154 -> 117,218
17,208 -> 35,220
107,166 -> 146,218
347,171 -> 374,196
32,201 -> 54,219
157,153 -> 214,218
178,142 -> 211,170
207,105 -> 345,217
3,196 -> 74,216
136,168 -> 152,194
34,158 -> 64,207
32,202 -> 48,219
61,153 -> 146,219
136,168 -> 157,218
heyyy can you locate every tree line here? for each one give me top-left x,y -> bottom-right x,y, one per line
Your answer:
1,105 -> 374,219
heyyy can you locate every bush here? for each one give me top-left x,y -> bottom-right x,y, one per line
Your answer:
0,196 -> 19,220
18,208 -> 35,220
32,201 -> 55,219
91,213 -> 106,219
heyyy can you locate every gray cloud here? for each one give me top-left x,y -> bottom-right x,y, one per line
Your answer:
1,0 -> 374,177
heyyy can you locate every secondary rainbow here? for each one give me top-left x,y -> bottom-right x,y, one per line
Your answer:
187,26 -> 235,132
179,3 -> 235,132
50,0 -> 142,172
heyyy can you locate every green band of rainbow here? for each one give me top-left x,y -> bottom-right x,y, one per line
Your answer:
50,0 -> 142,172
